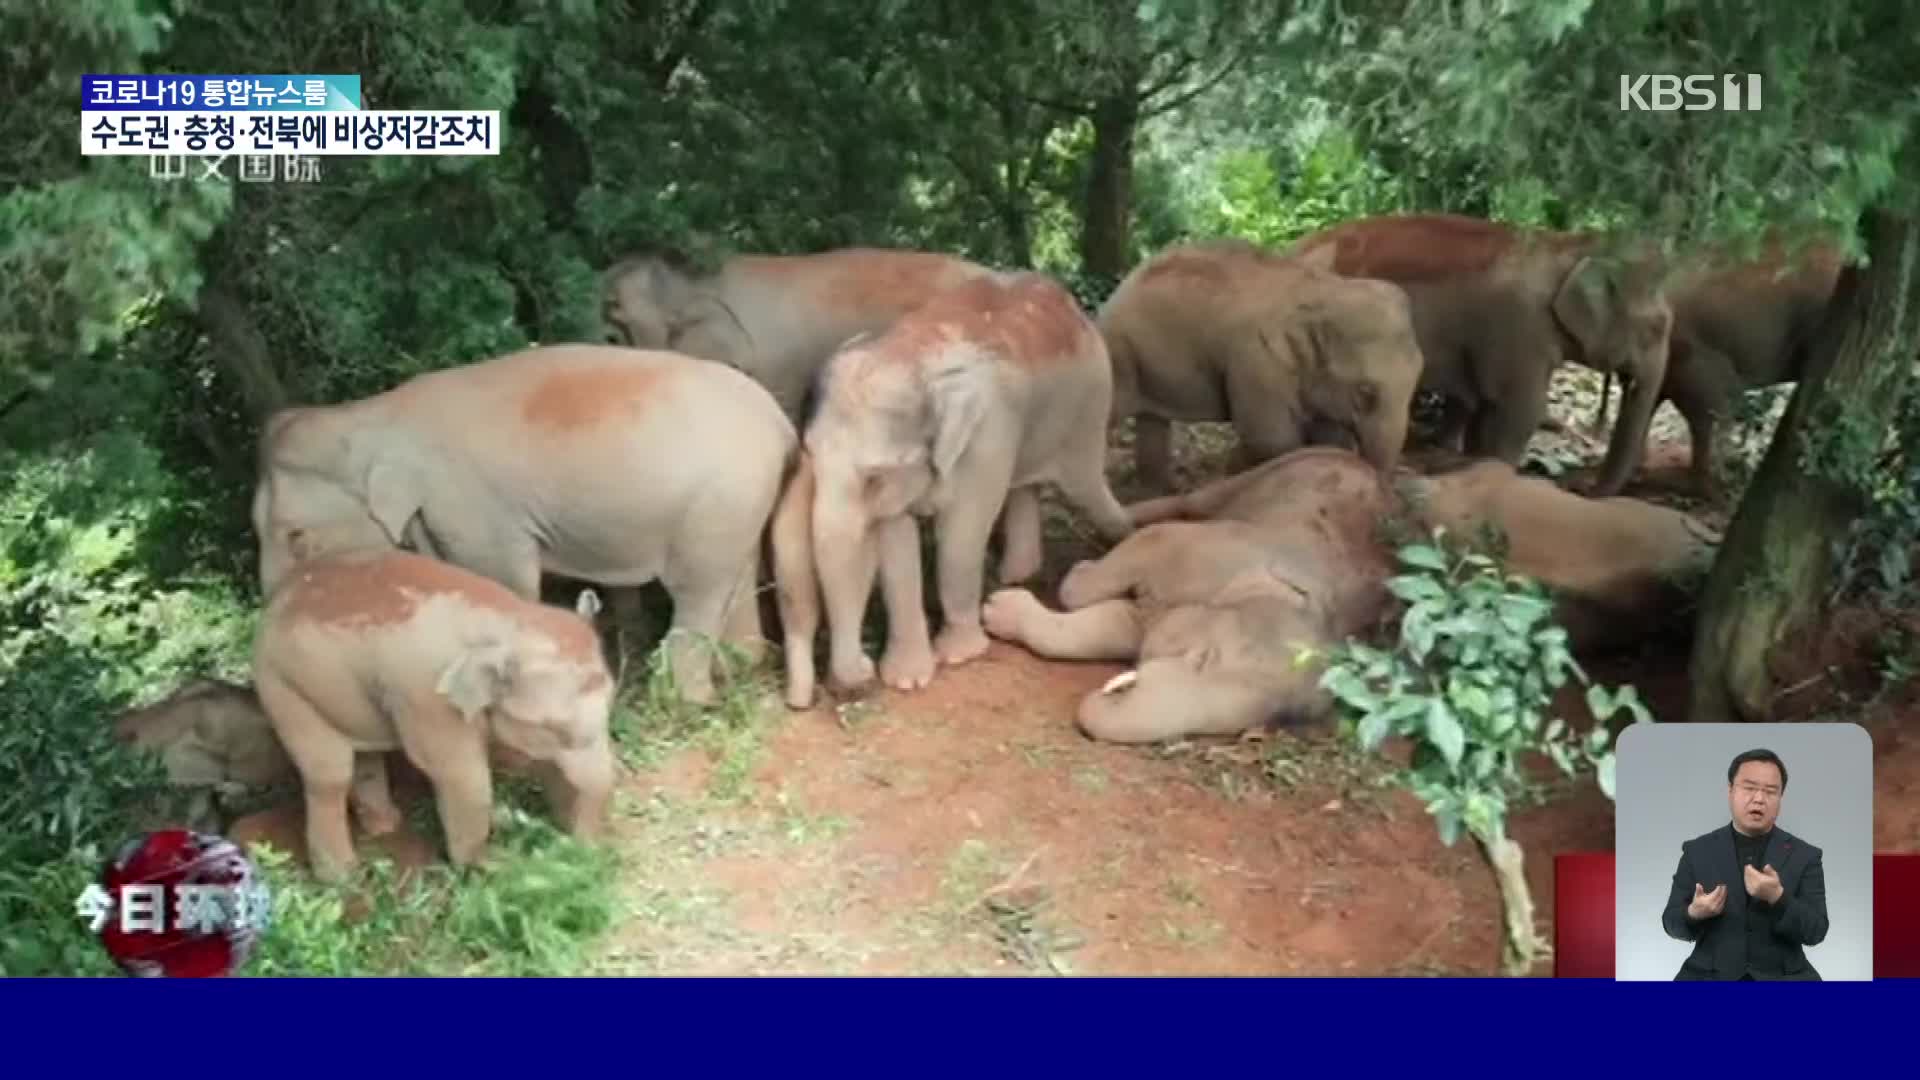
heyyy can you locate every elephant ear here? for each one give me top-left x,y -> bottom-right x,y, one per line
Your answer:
436,639 -> 519,724
927,360 -> 991,480
364,459 -> 424,545
1551,255 -> 1616,358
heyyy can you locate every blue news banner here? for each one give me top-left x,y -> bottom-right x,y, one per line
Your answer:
79,73 -> 500,157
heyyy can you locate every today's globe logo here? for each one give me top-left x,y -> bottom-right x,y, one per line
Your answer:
74,829 -> 273,977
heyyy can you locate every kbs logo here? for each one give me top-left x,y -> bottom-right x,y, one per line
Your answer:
1619,74 -> 1763,112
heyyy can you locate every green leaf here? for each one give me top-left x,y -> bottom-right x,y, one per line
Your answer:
1596,755 -> 1617,801
1398,544 -> 1449,572
1424,700 -> 1466,768
1434,806 -> 1462,847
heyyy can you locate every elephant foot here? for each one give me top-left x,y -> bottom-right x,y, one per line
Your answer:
880,638 -> 936,691
828,653 -> 878,695
1057,561 -> 1102,609
354,801 -> 403,838
982,588 -> 1044,643
934,623 -> 991,667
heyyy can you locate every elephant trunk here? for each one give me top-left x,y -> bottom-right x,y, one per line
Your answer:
770,449 -> 821,709
1590,359 -> 1665,497
1357,401 -> 1410,476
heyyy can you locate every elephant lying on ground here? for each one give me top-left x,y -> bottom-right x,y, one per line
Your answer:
982,447 -> 1719,744
1285,213 -> 1674,497
602,246 -> 996,421
772,270 -> 1135,709
113,678 -> 297,829
253,549 -> 618,881
1099,239 -> 1425,491
1590,239 -> 1841,498
252,343 -> 804,705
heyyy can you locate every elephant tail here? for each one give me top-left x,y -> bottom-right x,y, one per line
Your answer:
770,445 -> 821,710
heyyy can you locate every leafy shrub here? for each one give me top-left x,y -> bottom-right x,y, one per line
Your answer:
1314,533 -> 1652,974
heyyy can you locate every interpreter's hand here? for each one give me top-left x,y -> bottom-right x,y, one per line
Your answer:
1687,882 -> 1728,921
1745,863 -> 1784,904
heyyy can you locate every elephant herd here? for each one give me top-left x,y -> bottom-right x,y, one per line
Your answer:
118,212 -> 1835,881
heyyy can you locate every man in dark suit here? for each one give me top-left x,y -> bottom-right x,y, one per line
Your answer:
1661,748 -> 1830,980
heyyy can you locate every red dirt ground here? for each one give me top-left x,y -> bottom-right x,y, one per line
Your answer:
230,412 -> 1920,976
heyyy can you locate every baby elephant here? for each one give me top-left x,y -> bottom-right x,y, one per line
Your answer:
252,548 -> 618,882
781,270 -> 1134,706
113,678 -> 298,830
984,447 -> 1718,743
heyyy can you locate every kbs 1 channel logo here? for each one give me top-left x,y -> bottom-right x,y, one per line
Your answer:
73,829 -> 275,978
80,74 -> 503,181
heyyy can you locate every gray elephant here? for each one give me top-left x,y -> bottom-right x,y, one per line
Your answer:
113,678 -> 297,831
251,343 -> 805,705
1286,213 -> 1674,496
771,270 -> 1134,708
1099,239 -> 1426,492
601,246 -> 995,420
1589,238 -> 1841,498
252,548 -> 618,882
983,446 -> 1718,744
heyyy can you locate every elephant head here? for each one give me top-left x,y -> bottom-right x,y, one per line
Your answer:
1075,598 -> 1337,744
435,598 -> 614,763
1284,274 -> 1424,474
252,405 -> 439,597
1549,248 -> 1673,495
600,253 -> 753,368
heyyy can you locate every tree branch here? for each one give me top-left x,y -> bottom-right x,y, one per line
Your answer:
1140,48 -> 1255,119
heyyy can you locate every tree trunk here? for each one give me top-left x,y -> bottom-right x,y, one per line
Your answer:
1687,208 -> 1920,722
195,281 -> 289,422
1078,92 -> 1139,282
1474,826 -> 1549,976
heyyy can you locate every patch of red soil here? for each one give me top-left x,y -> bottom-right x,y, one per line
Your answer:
688,644 -> 1612,976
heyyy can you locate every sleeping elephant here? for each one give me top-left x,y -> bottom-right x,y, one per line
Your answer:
252,549 -> 618,881
601,246 -> 996,421
251,343 -> 806,706
1099,239 -> 1424,492
1589,238 -> 1841,499
982,446 -> 1718,744
113,678 -> 298,831
1285,213 -> 1674,497
771,270 -> 1135,709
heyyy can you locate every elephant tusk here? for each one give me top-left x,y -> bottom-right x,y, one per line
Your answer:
1100,670 -> 1139,696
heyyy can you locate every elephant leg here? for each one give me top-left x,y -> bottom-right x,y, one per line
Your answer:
996,486 -> 1045,584
549,742 -> 617,840
1054,427 -> 1134,543
1133,413 -> 1175,493
1057,525 -> 1187,609
983,590 -> 1143,661
718,556 -> 769,668
1076,655 -> 1274,744
394,715 -> 495,869
931,486 -> 1010,668
438,525 -> 543,601
659,568 -> 738,706
876,514 -> 936,691
254,672 -> 358,882
349,752 -> 402,837
1223,362 -> 1305,471
820,516 -> 881,694
1468,393 -> 1544,465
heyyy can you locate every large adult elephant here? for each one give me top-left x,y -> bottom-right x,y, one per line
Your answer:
1589,239 -> 1841,498
250,344 -> 805,706
1285,213 -> 1674,496
1099,239 -> 1426,492
601,246 -> 996,421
